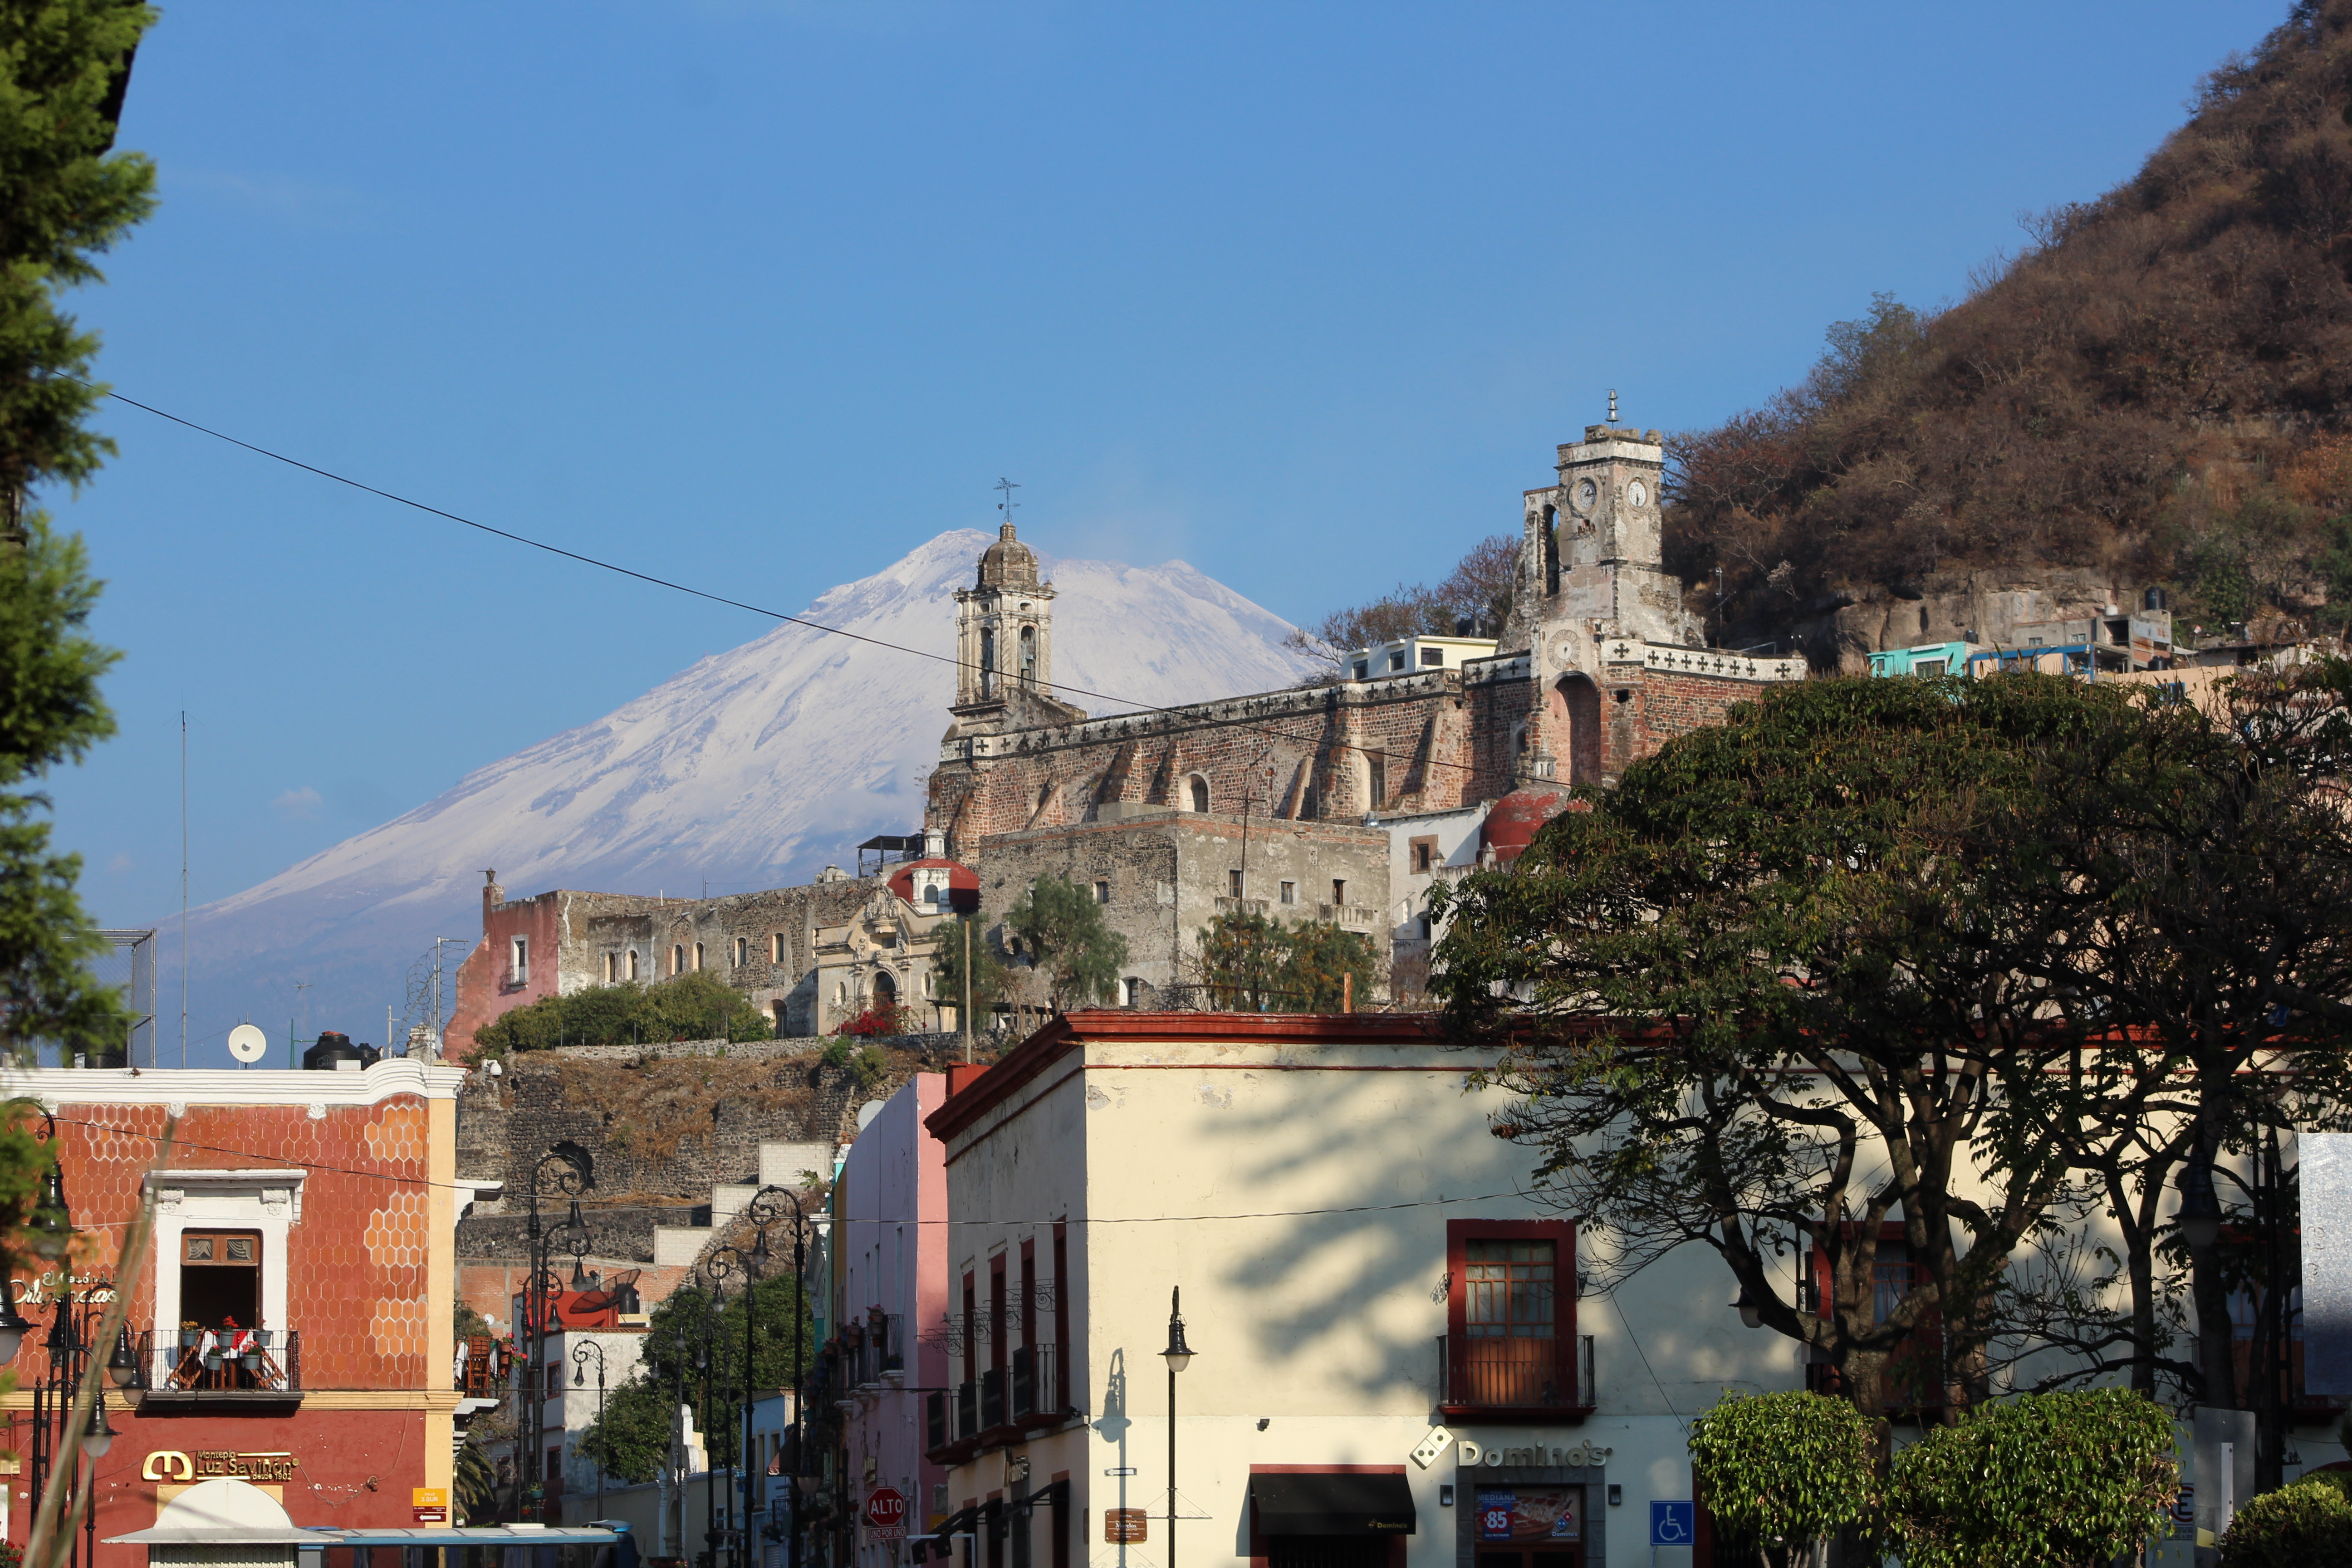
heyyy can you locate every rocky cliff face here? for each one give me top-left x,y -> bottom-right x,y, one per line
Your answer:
1752,566 -> 2146,674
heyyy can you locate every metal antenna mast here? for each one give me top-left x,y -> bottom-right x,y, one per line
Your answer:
179,710 -> 188,1067
995,476 -> 1021,527
1607,389 -> 1618,425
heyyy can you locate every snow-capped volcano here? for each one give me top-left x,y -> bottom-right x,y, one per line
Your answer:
170,531 -> 1320,1058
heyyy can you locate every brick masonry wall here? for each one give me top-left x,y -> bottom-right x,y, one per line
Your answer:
929,675 -> 1491,863
449,880 -> 888,1059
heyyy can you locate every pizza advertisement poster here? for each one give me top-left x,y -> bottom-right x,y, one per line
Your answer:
1475,1488 -> 1580,1543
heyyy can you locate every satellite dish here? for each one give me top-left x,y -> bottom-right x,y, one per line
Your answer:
226,1024 -> 267,1064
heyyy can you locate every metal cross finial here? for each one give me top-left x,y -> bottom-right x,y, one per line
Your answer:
995,476 -> 1022,531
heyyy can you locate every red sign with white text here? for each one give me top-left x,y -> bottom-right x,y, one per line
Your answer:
865,1486 -> 908,1539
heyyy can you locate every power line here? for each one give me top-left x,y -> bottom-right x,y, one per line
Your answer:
86,384 -> 1490,781
40,1110 -> 1532,1224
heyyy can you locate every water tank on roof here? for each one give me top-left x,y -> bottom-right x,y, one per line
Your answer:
301,1031 -> 379,1071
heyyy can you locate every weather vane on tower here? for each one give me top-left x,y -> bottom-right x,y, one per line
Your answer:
995,476 -> 1021,531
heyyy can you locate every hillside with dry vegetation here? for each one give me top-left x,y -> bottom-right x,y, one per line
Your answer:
1665,0 -> 2352,662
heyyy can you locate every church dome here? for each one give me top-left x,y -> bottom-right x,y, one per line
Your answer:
1480,782 -> 1578,865
977,523 -> 1041,589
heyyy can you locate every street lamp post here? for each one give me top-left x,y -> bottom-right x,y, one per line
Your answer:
573,1339 -> 609,1519
520,1142 -> 595,1523
704,1240 -> 766,1568
1161,1288 -> 1195,1568
697,1285 -> 723,1568
737,1187 -> 812,1568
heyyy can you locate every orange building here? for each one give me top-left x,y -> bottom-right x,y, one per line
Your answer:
0,1056 -> 468,1567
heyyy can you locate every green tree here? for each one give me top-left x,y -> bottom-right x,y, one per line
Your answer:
1967,658 -> 2352,1483
0,0 -> 155,1067
1004,875 -> 1127,1012
1686,1392 -> 1875,1568
578,1271 -> 813,1482
1884,1390 -> 2176,1568
2219,1478 -> 2352,1567
453,1433 -> 500,1523
1277,919 -> 1378,1010
473,970 -> 772,1054
930,912 -> 1013,1027
1193,914 -> 1377,1012
573,1372 -> 675,1486
1427,674 -> 2139,1416
1194,910 -> 1285,1011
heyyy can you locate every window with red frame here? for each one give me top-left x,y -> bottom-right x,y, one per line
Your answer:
1442,1220 -> 1578,1417
1807,1228 -> 1945,1414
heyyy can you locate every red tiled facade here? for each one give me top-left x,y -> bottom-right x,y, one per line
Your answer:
0,1062 -> 465,1566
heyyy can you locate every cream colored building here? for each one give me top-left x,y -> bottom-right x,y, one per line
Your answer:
909,1013 -> 1798,1568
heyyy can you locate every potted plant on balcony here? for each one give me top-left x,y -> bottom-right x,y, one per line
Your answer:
178,1319 -> 201,1349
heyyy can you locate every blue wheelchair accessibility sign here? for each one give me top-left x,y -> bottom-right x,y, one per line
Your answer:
1650,1501 -> 1695,1546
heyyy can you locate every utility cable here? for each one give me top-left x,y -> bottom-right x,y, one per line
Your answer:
85,383 -> 1504,781
34,1108 -> 1535,1224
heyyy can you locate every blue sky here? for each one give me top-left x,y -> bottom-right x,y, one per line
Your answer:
51,0 -> 2285,939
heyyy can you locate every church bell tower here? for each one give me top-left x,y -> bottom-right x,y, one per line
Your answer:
951,521 -> 1078,733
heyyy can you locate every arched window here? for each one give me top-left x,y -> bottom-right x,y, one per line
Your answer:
1124,978 -> 1144,1008
627,949 -> 639,980
980,627 -> 996,698
1019,625 -> 1037,685
1553,674 -> 1604,784
873,971 -> 898,1007
672,944 -> 685,975
693,942 -> 704,971
1543,505 -> 1560,595
1188,775 -> 1210,813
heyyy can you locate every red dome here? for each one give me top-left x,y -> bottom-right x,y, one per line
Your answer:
1480,784 -> 1576,865
887,857 -> 980,913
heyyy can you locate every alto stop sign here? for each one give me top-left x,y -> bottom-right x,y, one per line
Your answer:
865,1486 -> 909,1535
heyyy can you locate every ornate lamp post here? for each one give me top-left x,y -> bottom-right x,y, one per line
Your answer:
519,1142 -> 595,1523
573,1339 -> 609,1520
740,1187 -> 812,1568
1161,1288 -> 1195,1568
703,1243 -> 760,1568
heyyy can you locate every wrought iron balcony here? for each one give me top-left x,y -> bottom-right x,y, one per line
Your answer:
1011,1343 -> 1067,1425
980,1365 -> 1006,1431
136,1328 -> 301,1402
1436,1333 -> 1592,1422
845,1314 -> 905,1387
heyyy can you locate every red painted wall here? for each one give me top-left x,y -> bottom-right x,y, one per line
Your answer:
8,1093 -> 443,1568
446,882 -> 566,1061
5,1407 -> 431,1568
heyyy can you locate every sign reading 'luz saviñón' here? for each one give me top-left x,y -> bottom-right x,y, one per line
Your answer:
141,1450 -> 299,1483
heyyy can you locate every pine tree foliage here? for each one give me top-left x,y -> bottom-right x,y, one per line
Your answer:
0,0 -> 154,1066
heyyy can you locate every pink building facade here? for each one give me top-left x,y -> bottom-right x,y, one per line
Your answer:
832,1073 -> 953,1568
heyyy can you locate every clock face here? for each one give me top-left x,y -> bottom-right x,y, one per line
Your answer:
1628,480 -> 1648,508
1575,479 -> 1597,511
